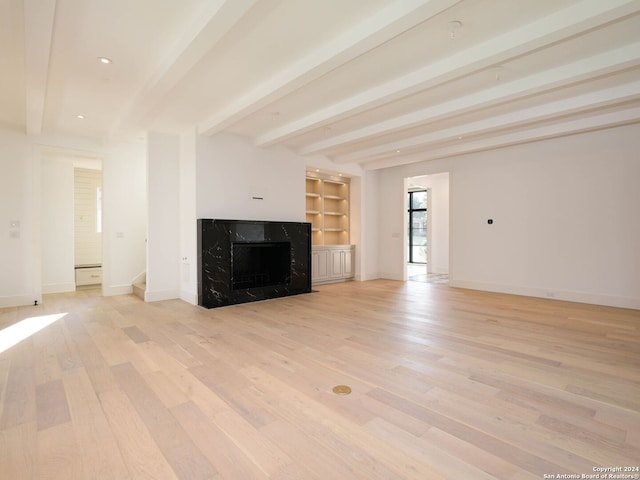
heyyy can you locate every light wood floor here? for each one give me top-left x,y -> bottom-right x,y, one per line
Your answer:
1,280 -> 639,479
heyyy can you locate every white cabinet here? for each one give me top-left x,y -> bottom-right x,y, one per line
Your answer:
312,249 -> 330,283
75,266 -> 102,286
312,245 -> 354,284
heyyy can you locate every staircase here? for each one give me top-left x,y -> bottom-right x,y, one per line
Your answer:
132,283 -> 146,300
132,272 -> 146,300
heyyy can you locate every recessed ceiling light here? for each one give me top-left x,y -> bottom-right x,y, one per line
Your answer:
315,168 -> 320,172
396,149 -> 401,153
76,114 -> 85,119
98,57 -> 112,64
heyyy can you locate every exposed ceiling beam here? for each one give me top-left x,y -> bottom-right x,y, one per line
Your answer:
23,0 -> 57,136
110,0 -> 258,138
303,43 -> 640,155
333,80 -> 640,163
197,0 -> 463,136
362,106 -> 640,170
257,0 -> 640,147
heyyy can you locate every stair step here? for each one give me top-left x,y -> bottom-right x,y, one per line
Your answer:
132,283 -> 146,300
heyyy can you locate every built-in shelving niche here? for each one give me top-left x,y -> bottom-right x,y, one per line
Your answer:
305,172 -> 350,246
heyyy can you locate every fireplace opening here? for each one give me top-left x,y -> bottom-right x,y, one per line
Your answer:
232,242 -> 291,290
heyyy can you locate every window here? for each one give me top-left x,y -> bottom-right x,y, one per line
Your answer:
407,190 -> 427,264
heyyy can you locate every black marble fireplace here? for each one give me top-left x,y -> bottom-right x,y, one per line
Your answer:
197,219 -> 312,308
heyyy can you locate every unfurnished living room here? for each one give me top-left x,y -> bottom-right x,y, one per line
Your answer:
1,1 -> 639,479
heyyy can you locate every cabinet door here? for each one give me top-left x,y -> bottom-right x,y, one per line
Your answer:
312,250 -> 329,282
330,249 -> 343,278
342,249 -> 353,278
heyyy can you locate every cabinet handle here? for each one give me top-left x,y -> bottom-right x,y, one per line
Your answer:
90,274 -> 100,278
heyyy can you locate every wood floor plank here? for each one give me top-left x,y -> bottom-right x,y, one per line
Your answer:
99,388 -> 180,480
111,362 -> 218,480
33,323 -> 63,384
170,401 -> 269,480
62,368 -> 130,480
142,370 -> 191,409
1,280 -> 638,478
260,420 -> 357,480
0,421 -> 37,480
36,378 -> 71,431
212,408 -> 293,476
241,364 -> 443,480
121,325 -> 150,344
0,357 -> 9,422
367,386 -> 577,476
0,342 -> 36,429
421,426 -> 537,479
365,416 -> 498,480
35,422 -> 85,480
62,313 -> 120,394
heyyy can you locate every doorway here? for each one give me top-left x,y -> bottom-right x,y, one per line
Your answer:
73,166 -> 103,289
408,189 -> 427,265
39,150 -> 103,294
405,173 -> 450,284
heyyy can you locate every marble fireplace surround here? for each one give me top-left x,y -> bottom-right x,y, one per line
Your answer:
197,219 -> 312,308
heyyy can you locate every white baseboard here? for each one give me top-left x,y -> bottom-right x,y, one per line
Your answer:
180,290 -> 198,305
42,283 -> 76,294
145,289 -> 180,302
103,284 -> 133,296
379,271 -> 403,281
450,279 -> 640,310
0,294 -> 36,308
356,272 -> 381,281
429,266 -> 449,275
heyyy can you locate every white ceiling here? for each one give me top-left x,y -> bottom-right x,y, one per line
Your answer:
2,0 -> 639,170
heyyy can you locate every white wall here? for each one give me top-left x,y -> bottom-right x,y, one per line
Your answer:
196,132 -> 306,221
361,169 -> 380,280
377,166 -> 406,280
146,132 -> 180,302
0,130 -> 35,307
179,129 -> 198,304
0,127 -> 147,306
40,156 -> 75,293
376,124 -> 640,309
97,140 -> 147,296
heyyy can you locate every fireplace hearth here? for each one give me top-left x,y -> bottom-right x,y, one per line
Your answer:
197,219 -> 311,308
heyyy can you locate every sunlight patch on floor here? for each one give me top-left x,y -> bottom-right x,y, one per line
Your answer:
0,312 -> 67,353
